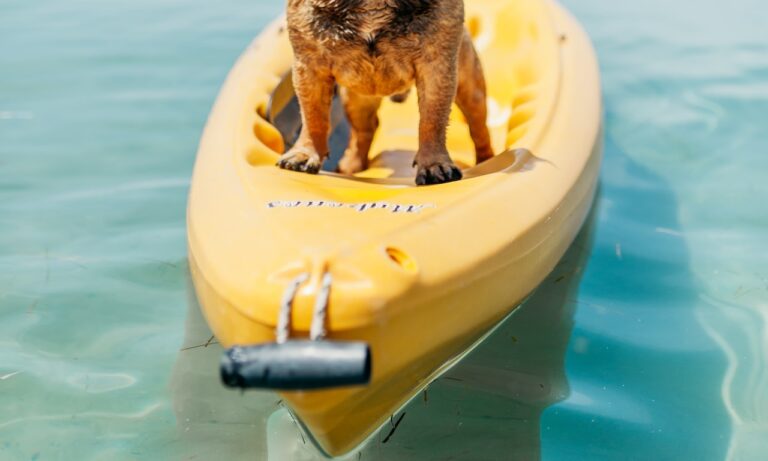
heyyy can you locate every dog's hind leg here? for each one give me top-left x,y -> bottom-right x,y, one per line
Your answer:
337,88 -> 382,175
456,31 -> 494,165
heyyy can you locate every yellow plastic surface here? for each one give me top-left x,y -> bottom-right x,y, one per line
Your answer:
187,0 -> 602,456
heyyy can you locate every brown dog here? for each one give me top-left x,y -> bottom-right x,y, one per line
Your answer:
277,0 -> 493,185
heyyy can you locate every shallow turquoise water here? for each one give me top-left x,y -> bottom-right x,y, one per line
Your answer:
1,0 -> 766,460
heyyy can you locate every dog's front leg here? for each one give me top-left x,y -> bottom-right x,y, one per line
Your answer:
413,53 -> 463,185
277,61 -> 335,174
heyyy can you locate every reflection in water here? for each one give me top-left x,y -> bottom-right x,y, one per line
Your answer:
171,207 -> 598,460
170,286 -> 277,459
700,294 -> 768,460
559,0 -> 768,456
541,134 -> 733,460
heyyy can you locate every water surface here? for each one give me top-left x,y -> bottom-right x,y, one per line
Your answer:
1,0 -> 766,459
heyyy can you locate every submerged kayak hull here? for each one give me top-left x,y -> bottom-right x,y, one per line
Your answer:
188,0 -> 602,455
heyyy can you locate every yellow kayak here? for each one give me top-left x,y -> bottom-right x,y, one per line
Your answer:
187,0 -> 602,456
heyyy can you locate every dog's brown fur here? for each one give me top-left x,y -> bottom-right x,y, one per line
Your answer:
277,0 -> 493,185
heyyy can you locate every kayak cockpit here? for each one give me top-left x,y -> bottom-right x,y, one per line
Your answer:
242,0 -> 561,185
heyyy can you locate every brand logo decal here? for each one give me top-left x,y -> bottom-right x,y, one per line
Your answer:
267,200 -> 435,214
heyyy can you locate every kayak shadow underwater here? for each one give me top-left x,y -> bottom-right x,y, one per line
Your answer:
170,200 -> 598,461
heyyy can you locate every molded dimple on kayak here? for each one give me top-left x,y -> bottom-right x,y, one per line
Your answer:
252,117 -> 284,155
385,247 -> 418,273
466,15 -> 482,39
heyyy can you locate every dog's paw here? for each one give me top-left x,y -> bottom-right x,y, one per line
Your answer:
337,151 -> 368,175
414,158 -> 463,186
276,147 -> 323,174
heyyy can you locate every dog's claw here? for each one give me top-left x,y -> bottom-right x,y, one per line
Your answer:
301,162 -> 321,174
415,160 -> 462,186
277,148 -> 323,174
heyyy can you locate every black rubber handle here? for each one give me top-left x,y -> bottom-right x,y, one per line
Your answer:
221,341 -> 372,390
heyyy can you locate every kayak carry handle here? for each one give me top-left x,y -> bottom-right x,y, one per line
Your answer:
220,271 -> 372,390
221,341 -> 371,390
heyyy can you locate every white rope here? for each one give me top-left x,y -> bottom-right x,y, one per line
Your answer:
310,272 -> 333,341
276,273 -> 309,344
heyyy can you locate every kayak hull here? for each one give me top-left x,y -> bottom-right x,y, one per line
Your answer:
188,0 -> 602,455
